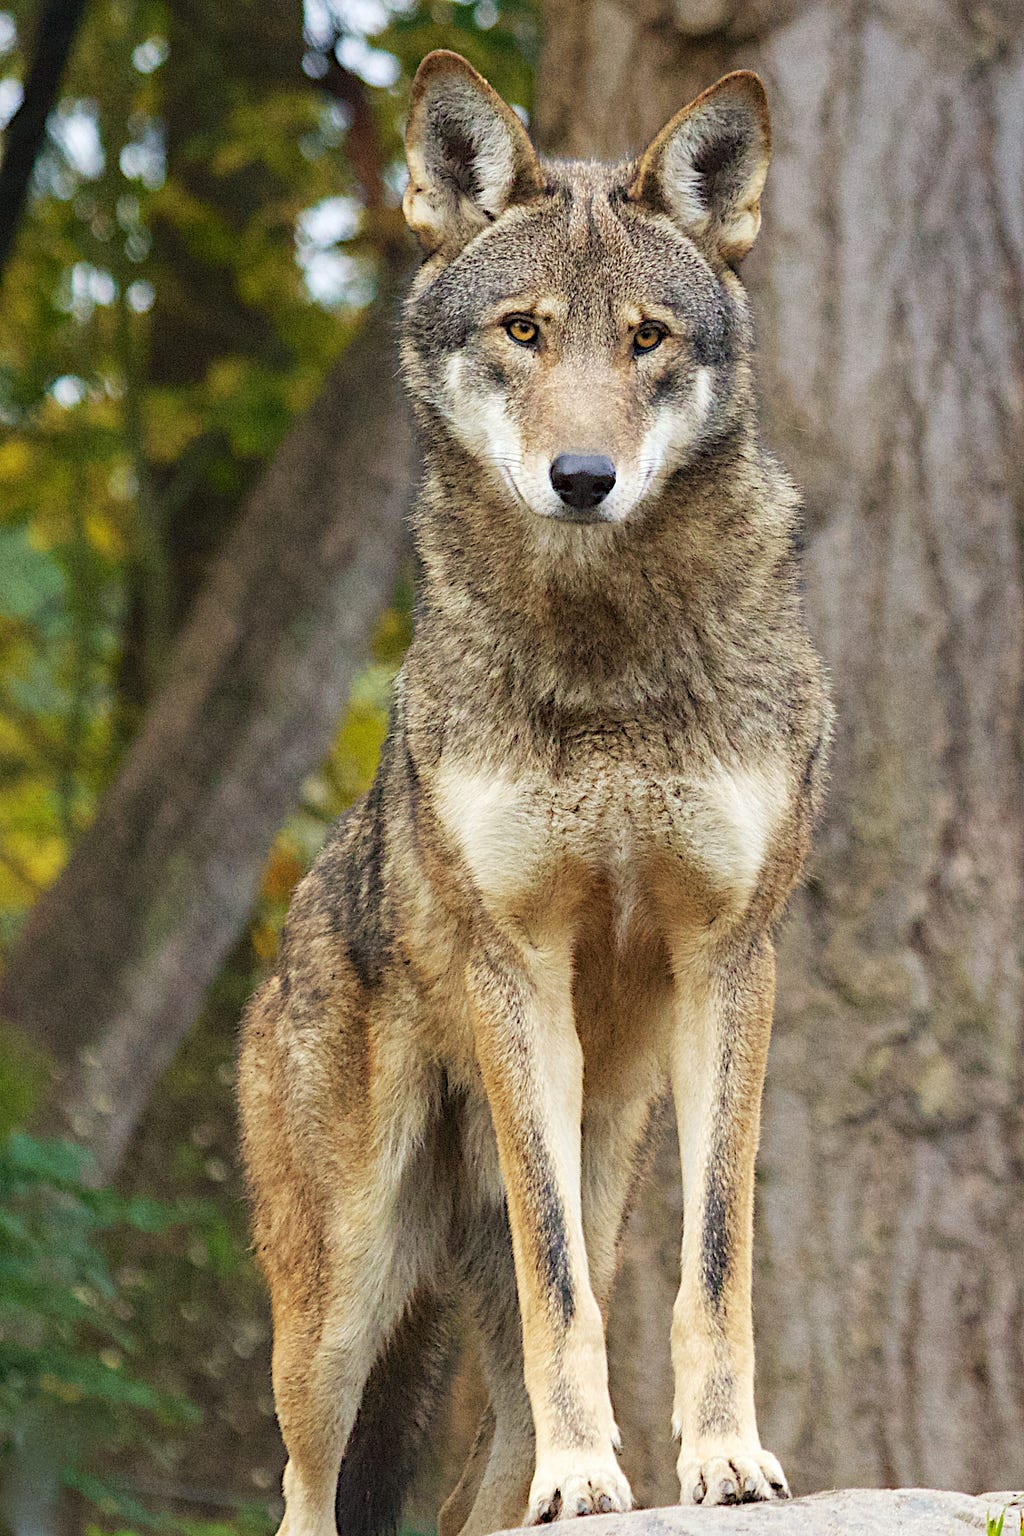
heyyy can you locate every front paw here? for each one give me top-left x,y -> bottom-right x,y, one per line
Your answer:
677,1442 -> 790,1506
528,1452 -> 633,1523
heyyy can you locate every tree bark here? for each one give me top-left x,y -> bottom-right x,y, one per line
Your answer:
537,0 -> 1024,1501
0,270 -> 414,1180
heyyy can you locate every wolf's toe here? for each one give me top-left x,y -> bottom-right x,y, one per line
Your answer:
528,1457 -> 632,1524
678,1445 -> 789,1507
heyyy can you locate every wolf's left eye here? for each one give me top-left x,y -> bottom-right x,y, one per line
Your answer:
505,317 -> 540,347
633,322 -> 666,355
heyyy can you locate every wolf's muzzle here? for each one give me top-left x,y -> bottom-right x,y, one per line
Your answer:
550,454 -> 617,517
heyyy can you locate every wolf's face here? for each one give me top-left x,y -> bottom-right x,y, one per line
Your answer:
402,53 -> 770,531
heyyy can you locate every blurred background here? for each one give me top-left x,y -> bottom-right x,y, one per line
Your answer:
0,0 -> 1021,1532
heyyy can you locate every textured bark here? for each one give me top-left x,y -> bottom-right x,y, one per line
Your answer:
0,274 -> 414,1180
537,0 -> 1024,1503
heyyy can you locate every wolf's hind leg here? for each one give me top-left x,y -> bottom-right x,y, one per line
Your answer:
438,1405 -> 495,1536
271,1240 -> 401,1536
446,1200 -> 535,1536
447,1405 -> 533,1536
582,1096 -> 657,1318
242,973 -> 452,1536
271,1140 -> 453,1536
273,1323 -> 359,1536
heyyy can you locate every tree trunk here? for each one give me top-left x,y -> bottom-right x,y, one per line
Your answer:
537,0 -> 1024,1501
0,270 -> 414,1181
117,0 -> 307,711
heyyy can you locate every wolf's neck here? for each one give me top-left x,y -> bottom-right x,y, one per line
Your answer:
409,440 -> 795,732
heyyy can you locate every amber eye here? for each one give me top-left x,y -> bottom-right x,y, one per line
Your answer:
505,316 -> 539,347
633,322 -> 666,355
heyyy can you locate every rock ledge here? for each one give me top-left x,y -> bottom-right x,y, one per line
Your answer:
499,1489 -> 1024,1534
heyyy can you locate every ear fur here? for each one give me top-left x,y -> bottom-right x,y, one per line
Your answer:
403,50 -> 543,257
628,71 -> 771,263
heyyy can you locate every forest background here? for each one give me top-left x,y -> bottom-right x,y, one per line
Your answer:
0,1 -> 1021,1534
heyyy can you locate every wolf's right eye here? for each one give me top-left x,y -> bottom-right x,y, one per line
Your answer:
505,317 -> 539,347
633,321 -> 666,355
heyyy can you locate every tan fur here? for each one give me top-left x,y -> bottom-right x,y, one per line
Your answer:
238,50 -> 831,1536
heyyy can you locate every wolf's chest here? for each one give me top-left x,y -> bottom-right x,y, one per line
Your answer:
432,753 -> 789,934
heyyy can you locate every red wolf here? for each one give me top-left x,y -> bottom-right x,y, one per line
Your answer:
239,49 -> 831,1536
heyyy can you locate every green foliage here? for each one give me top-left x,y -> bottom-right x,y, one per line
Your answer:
987,1512 -> 1006,1536
84,1515 -> 271,1536
0,1026 -> 50,1137
0,0 -> 352,950
385,0 -> 537,109
0,1131 -> 217,1526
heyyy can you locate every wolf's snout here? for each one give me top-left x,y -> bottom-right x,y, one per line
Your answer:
550,454 -> 616,511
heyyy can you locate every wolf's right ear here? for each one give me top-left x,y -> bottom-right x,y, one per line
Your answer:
404,51 -> 543,257
629,71 -> 771,263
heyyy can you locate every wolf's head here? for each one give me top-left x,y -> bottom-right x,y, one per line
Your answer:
401,51 -> 770,532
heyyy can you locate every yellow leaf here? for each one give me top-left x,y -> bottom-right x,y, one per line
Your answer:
5,831 -> 67,891
85,511 -> 126,559
262,844 -> 303,902
0,440 -> 32,482
251,921 -> 279,963
39,1374 -> 84,1404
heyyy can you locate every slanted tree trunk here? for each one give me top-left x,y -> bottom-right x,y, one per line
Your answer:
537,0 -> 1024,1501
0,274 -> 414,1181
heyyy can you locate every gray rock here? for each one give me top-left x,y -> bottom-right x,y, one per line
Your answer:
500,1489 -> 1024,1535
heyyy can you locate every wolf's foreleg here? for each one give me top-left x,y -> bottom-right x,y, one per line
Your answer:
469,936 -> 633,1524
448,1118 -> 647,1536
669,932 -> 790,1508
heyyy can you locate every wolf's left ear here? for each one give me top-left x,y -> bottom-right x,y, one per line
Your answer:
628,71 -> 771,263
404,50 -> 543,257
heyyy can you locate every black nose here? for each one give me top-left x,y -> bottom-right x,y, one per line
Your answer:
549,453 -> 616,511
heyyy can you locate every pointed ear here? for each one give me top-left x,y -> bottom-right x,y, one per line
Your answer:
628,71 -> 771,263
403,50 -> 543,257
